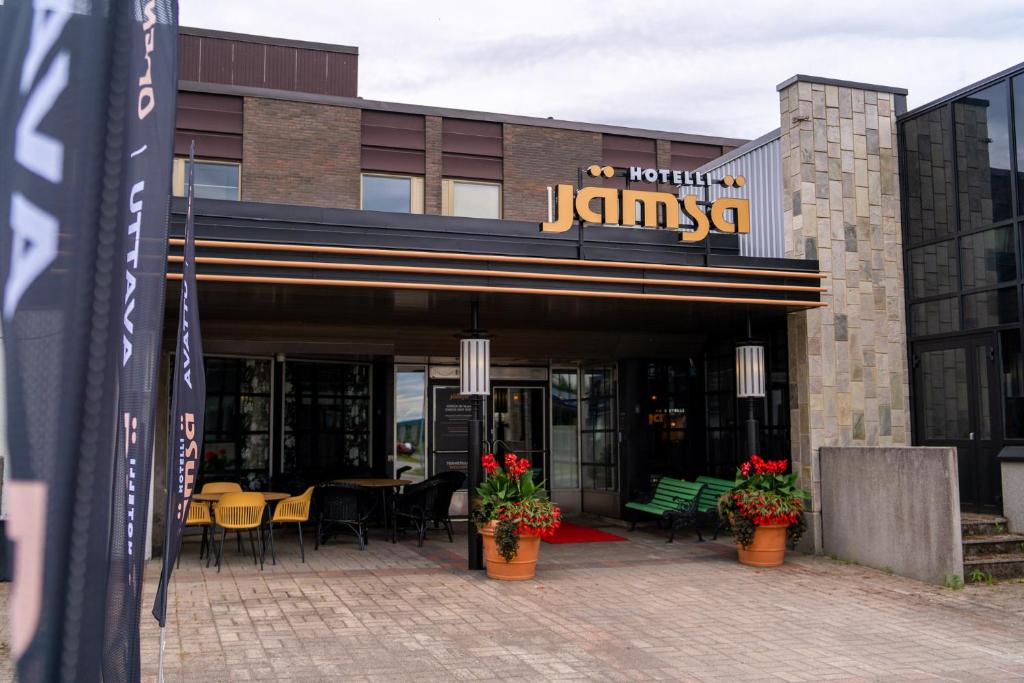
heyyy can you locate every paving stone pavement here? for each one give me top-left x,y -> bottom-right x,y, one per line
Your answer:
2,523 -> 1024,682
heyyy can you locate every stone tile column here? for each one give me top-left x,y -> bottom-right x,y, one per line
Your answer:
778,76 -> 912,552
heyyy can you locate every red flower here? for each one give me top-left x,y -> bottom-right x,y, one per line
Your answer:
482,453 -> 498,475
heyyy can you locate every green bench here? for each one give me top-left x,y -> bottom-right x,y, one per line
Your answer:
625,477 -> 705,542
696,475 -> 736,539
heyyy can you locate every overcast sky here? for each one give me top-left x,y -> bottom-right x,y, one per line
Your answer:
180,0 -> 1024,141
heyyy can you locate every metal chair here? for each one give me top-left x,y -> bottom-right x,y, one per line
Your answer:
315,484 -> 377,551
268,486 -> 314,563
212,492 -> 266,572
395,465 -> 412,478
177,501 -> 212,567
428,471 -> 466,542
392,479 -> 444,547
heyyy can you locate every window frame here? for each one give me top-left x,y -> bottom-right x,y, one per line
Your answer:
441,178 -> 502,219
360,172 -> 424,214
172,157 -> 241,200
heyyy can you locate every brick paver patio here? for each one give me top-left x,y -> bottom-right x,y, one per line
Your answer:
2,522 -> 1024,681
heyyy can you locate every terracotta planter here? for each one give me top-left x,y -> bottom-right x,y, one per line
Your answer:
737,523 -> 789,567
479,521 -> 541,580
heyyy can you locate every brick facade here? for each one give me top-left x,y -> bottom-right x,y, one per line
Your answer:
425,115 -> 443,214
502,124 -> 602,221
241,97 -> 361,208
779,78 -> 911,551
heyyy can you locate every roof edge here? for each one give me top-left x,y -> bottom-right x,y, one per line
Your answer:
697,128 -> 781,172
777,74 -> 907,96
180,26 -> 359,55
899,59 -> 1024,120
178,80 -> 748,147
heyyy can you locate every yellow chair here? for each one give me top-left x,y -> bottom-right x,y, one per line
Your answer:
212,492 -> 267,572
178,501 -> 212,568
269,487 -> 314,563
201,481 -> 242,494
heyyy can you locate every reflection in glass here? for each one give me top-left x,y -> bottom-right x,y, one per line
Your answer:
1014,75 -> 1024,215
550,370 -> 579,489
395,368 -> 427,482
908,240 -> 958,298
200,357 -> 273,489
185,160 -> 240,201
1002,330 -> 1024,438
901,108 -> 956,243
960,226 -> 1016,289
910,298 -> 960,336
955,82 -> 1013,230
362,174 -> 412,212
918,348 -> 969,440
581,367 -> 617,491
963,287 -> 1019,329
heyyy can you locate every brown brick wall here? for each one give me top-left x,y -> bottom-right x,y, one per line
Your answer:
502,124 -> 602,221
241,97 -> 361,208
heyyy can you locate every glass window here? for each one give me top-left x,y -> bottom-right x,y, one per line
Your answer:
283,361 -> 372,479
963,287 -> 1019,329
361,174 -> 424,213
550,370 -> 579,489
960,226 -> 1017,289
173,159 -> 240,200
1013,75 -> 1024,215
910,298 -> 960,337
908,239 -> 958,298
200,357 -> 272,490
442,179 -> 501,219
1002,329 -> 1024,438
395,367 -> 427,483
955,82 -> 1013,230
580,366 -> 617,491
917,348 -> 969,440
901,109 -> 956,243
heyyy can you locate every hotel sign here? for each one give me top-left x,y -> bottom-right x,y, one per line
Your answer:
542,164 -> 749,242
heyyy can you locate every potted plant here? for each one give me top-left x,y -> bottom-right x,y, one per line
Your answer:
473,452 -> 561,580
718,454 -> 807,567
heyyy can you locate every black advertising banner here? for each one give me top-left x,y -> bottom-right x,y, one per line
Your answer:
0,0 -> 138,679
104,1 -> 178,681
152,147 -> 206,629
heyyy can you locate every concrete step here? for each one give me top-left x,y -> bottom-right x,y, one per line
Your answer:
964,553 -> 1024,582
961,513 -> 1010,537
962,533 -> 1024,558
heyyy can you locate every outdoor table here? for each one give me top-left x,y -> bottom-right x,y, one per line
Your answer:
329,478 -> 412,533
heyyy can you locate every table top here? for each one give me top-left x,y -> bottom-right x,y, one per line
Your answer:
330,478 -> 412,488
192,491 -> 290,503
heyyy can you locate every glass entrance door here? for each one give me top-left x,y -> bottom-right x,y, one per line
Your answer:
580,366 -> 618,517
913,334 -> 1002,508
490,386 -> 546,483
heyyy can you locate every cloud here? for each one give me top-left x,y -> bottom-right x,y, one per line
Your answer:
180,0 -> 1024,139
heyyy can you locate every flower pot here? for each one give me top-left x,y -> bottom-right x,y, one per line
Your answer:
479,521 -> 541,580
737,523 -> 788,568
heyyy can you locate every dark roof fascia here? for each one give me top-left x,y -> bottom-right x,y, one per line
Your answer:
898,60 -> 1024,121
179,26 -> 358,55
177,80 -> 748,147
776,74 -> 908,96
697,128 -> 781,172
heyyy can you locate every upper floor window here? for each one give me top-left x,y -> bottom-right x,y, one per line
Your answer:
172,158 -> 240,201
361,173 -> 424,213
442,178 -> 501,219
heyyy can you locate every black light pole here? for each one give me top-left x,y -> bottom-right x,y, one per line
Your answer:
461,301 -> 488,571
736,314 -> 765,457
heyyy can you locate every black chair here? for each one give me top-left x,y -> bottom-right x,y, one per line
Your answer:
428,471 -> 466,542
391,479 -> 444,546
314,484 -> 377,551
395,465 -> 412,478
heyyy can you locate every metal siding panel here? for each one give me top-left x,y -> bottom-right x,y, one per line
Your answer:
325,53 -> 358,98
441,132 -> 502,157
265,45 -> 298,91
362,110 -> 425,131
179,34 -> 201,81
198,37 -> 234,84
361,148 -> 426,174
699,135 -> 783,259
443,118 -> 502,138
442,154 -> 503,180
174,132 -> 243,161
295,49 -> 329,95
361,125 -> 425,151
231,41 -> 265,88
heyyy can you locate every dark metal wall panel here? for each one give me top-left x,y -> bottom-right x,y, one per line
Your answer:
603,134 -> 657,169
295,50 -> 329,95
363,110 -> 425,131
670,141 -> 723,170
362,126 -> 425,150
361,147 -> 425,174
442,154 -> 502,180
231,40 -> 264,89
326,53 -> 358,98
179,33 -> 202,81
174,132 -> 243,160
265,44 -> 298,91
175,92 -> 244,161
198,37 -> 234,83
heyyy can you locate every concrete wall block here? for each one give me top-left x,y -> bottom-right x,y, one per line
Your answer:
820,446 -> 962,585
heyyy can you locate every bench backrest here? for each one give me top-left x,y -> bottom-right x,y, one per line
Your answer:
696,475 -> 735,510
651,477 -> 703,508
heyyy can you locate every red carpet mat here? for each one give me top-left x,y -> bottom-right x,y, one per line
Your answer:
544,522 -> 627,544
